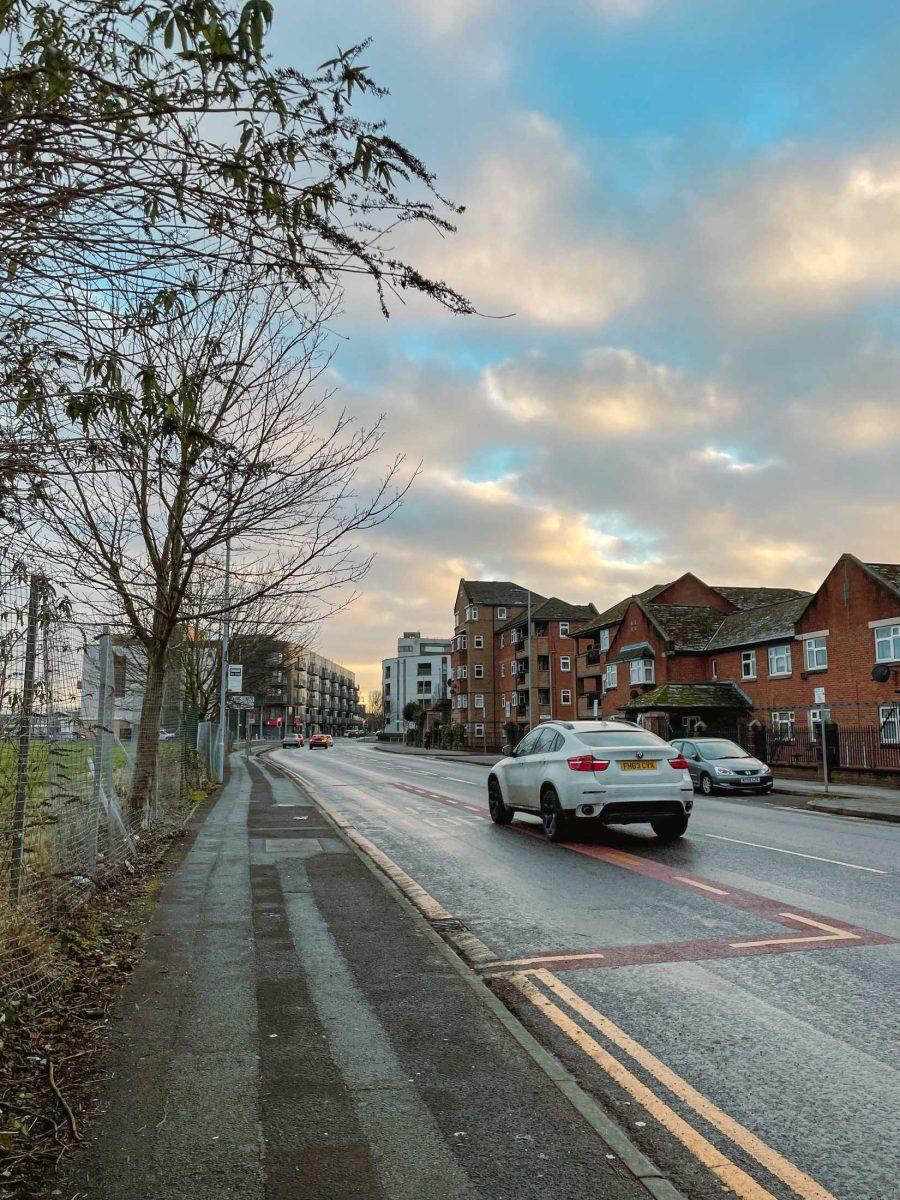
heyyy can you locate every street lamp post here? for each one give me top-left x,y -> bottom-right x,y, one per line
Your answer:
214,525 -> 231,783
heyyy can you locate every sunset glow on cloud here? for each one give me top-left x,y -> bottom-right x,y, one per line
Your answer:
273,0 -> 900,691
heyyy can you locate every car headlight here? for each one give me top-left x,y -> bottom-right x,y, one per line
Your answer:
714,766 -> 733,776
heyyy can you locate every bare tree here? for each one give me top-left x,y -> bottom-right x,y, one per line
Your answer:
367,689 -> 385,733
17,273 -> 411,812
178,562 -> 315,721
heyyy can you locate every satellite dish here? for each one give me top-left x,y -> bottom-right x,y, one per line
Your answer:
872,663 -> 891,683
630,689 -> 639,699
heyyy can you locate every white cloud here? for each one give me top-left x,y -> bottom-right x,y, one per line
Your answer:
416,112 -> 646,328
701,147 -> 900,315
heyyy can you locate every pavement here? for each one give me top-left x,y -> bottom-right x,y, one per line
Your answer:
371,742 -> 900,822
262,739 -> 899,1200
62,751 -> 676,1200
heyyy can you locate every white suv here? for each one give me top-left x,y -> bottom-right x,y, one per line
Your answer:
488,720 -> 693,841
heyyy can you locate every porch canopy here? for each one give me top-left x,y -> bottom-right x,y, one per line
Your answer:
621,682 -> 752,738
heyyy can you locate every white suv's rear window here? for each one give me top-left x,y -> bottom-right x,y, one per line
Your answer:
578,731 -> 668,748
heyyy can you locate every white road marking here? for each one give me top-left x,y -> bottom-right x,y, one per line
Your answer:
674,876 -> 730,896
732,913 -> 859,949
702,833 -> 886,874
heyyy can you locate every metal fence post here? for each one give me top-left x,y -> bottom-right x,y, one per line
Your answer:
8,574 -> 40,906
88,627 -> 111,872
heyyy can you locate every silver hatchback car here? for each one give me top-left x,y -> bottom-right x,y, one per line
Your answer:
488,720 -> 694,841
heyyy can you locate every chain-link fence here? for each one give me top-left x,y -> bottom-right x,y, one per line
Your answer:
0,566 -> 201,1004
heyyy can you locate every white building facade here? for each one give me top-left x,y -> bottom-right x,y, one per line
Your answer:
382,632 -> 451,736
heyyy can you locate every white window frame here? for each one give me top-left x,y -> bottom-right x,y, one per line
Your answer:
741,650 -> 757,680
460,665 -> 468,680
474,663 -> 484,678
465,605 -> 478,622
497,607 -> 506,620
500,662 -> 505,678
561,688 -> 572,705
808,707 -> 829,738
804,636 -> 828,671
454,611 -> 460,629
474,722 -> 485,738
629,659 -> 654,685
772,705 -> 792,734
474,693 -> 484,710
499,633 -> 505,648
599,629 -> 610,652
559,621 -> 570,636
879,703 -> 900,745
474,634 -> 484,649
711,659 -> 718,681
604,663 -> 618,690
768,644 -> 792,677
560,655 -> 571,672
874,623 -> 900,663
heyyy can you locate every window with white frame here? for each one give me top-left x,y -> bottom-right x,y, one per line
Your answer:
804,636 -> 828,671
474,663 -> 484,678
504,700 -> 511,718
875,623 -> 900,663
474,635 -> 484,649
768,644 -> 792,676
456,693 -> 467,708
741,649 -> 757,680
599,629 -> 610,652
460,666 -> 468,680
559,621 -> 570,636
457,634 -> 467,650
500,662 -> 506,678
604,663 -> 618,689
561,688 -> 572,705
474,693 -> 484,709
454,611 -> 460,628
560,655 -> 571,671
465,605 -> 478,622
510,629 -> 519,644
879,703 -> 900,745
497,607 -> 506,620
629,659 -> 654,685
499,633 -> 505,648
771,710 -> 795,739
474,722 -> 485,737
711,659 -> 718,681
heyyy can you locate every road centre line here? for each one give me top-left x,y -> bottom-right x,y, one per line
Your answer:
526,970 -> 839,1200
674,876 -> 730,895
702,834 -> 886,873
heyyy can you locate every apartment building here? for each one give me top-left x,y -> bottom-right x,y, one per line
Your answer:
571,554 -> 900,776
260,645 -> 360,737
495,598 -> 598,737
451,580 -> 539,745
382,631 -> 452,736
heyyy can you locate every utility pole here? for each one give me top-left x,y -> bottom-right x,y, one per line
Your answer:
215,526 -> 231,783
527,589 -> 533,729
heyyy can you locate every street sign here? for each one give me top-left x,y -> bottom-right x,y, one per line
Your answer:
813,686 -> 826,705
226,663 -> 243,693
230,694 -> 255,708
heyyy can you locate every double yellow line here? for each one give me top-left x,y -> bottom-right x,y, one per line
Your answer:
511,969 -> 839,1200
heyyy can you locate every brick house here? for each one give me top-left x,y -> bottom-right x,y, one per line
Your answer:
494,598 -> 598,740
572,556 -> 900,779
451,580 -> 540,747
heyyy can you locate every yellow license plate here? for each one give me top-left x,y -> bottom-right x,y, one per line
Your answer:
620,760 -> 657,771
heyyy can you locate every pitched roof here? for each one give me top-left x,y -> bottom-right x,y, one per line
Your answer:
495,596 -> 598,634
712,585 -> 812,610
644,604 -> 727,651
863,562 -> 900,600
461,580 -> 544,606
575,583 -> 672,638
608,641 -> 655,663
705,595 -> 811,651
623,682 -> 752,711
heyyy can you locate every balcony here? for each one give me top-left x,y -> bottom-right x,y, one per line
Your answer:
516,635 -> 548,658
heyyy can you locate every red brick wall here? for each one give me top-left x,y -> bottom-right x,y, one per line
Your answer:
652,573 -> 734,612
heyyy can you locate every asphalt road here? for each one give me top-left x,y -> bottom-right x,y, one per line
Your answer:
270,740 -> 900,1200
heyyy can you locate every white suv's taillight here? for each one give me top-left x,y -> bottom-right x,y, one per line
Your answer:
567,755 -> 610,772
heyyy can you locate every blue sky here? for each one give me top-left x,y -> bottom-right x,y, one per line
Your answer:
272,1 -> 900,689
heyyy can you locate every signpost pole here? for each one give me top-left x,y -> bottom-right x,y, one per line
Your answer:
814,686 -> 829,793
215,532 -> 231,783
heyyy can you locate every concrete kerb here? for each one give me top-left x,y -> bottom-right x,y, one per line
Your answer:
259,747 -> 689,1200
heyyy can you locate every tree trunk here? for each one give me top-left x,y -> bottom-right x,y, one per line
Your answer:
129,651 -> 168,817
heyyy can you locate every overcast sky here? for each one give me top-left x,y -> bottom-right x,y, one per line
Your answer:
275,1 -> 900,693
